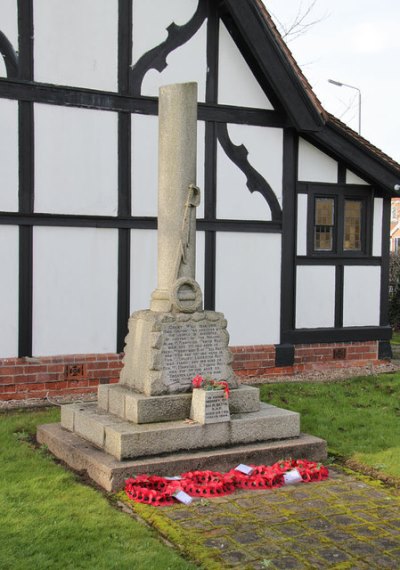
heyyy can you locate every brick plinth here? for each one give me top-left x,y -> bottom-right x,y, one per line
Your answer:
0,341 -> 381,401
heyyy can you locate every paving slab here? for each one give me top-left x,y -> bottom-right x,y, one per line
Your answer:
120,467 -> 400,569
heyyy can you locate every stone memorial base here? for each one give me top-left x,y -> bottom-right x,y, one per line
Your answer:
37,383 -> 327,491
37,423 -> 327,492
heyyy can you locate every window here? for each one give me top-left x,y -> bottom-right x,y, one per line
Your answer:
343,199 -> 362,251
314,197 -> 335,251
308,187 -> 371,257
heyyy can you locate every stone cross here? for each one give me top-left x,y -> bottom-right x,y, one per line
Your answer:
150,82 -> 202,314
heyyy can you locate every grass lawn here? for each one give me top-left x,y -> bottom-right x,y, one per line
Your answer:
0,408 -> 196,570
260,373 -> 400,481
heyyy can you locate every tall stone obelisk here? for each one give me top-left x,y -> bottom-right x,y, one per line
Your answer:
150,82 -> 202,314
119,82 -> 237,395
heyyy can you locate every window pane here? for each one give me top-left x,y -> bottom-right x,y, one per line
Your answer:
344,200 -> 362,251
314,226 -> 333,251
315,198 -> 334,226
314,198 -> 334,251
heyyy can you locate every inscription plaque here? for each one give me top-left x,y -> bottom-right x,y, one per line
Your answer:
161,321 -> 226,390
190,388 -> 230,424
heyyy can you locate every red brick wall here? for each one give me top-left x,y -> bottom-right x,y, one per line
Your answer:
0,354 -> 122,401
0,341 -> 380,401
232,341 -> 379,380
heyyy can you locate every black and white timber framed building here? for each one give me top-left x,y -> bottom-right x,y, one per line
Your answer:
1,0 -> 400,365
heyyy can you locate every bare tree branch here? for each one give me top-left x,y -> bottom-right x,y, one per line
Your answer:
270,1 -> 329,43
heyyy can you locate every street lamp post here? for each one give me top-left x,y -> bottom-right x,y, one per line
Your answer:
328,79 -> 362,135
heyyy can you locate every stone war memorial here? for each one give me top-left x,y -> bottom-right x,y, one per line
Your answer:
37,83 -> 326,491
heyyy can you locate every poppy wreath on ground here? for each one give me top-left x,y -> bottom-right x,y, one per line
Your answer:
180,470 -> 236,497
125,475 -> 181,506
227,464 -> 285,490
124,460 -> 329,506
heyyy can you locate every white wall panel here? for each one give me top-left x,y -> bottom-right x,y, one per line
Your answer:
217,124 -> 282,220
0,226 -> 18,357
296,194 -> 308,256
33,227 -> 118,356
343,266 -> 380,327
131,116 -> 205,218
34,104 -> 118,216
215,233 -> 281,346
218,23 -> 273,110
34,0 -> 118,91
372,198 -> 383,257
296,266 -> 335,329
346,170 -> 369,185
130,229 -> 205,313
0,59 -> 6,77
133,0 -> 206,100
298,138 -> 338,183
0,0 -> 18,65
130,230 -> 158,313
195,230 -> 205,296
0,99 -> 18,211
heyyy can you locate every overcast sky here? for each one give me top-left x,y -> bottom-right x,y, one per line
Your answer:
263,0 -> 400,164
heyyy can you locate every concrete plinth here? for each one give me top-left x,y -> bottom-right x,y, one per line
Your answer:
37,422 -> 327,492
97,384 -> 260,423
61,401 -> 300,461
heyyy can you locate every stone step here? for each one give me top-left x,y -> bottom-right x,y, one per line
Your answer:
97,384 -> 260,424
38,422 -> 327,492
61,402 -> 300,461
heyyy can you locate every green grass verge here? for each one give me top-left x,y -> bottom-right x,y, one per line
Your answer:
0,408 -> 196,570
260,374 -> 400,480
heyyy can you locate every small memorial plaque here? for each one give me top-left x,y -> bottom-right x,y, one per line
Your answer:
190,388 -> 230,424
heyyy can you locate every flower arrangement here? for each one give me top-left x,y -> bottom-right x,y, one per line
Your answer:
192,375 -> 230,399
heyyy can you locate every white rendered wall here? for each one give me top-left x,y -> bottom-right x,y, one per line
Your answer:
0,226 -> 18,357
32,227 -> 118,356
218,23 -> 273,110
343,266 -> 381,327
130,229 -> 205,313
131,115 -> 205,218
298,138 -> 338,183
34,104 -> 118,216
296,266 -> 335,328
34,0 -> 118,91
0,0 -> 18,78
132,0 -> 207,100
216,124 -> 282,220
0,99 -> 18,211
372,198 -> 383,256
346,170 -> 369,185
296,194 -> 308,256
130,230 -> 158,313
215,233 -> 281,345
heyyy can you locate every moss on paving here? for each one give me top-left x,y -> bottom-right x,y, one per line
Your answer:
119,468 -> 400,569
